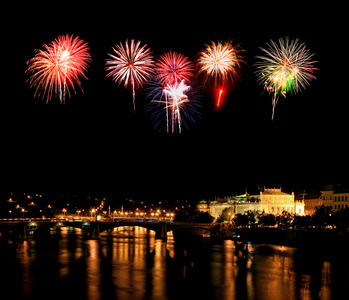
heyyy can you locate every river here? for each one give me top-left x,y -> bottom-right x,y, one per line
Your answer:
1,226 -> 348,300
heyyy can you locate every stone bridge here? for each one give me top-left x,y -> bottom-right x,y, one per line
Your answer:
0,218 -> 216,241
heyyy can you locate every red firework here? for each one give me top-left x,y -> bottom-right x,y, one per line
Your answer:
26,34 -> 91,103
155,51 -> 194,85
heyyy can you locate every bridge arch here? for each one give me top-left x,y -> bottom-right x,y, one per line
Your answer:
99,225 -> 156,236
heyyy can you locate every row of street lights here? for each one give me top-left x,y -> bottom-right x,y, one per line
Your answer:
81,209 -> 176,220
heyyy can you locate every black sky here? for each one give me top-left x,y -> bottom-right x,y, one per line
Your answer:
3,2 -> 347,200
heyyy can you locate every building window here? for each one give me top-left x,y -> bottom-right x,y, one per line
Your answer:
335,205 -> 337,209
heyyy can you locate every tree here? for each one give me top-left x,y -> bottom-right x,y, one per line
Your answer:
333,208 -> 349,232
258,213 -> 276,226
174,208 -> 214,223
195,211 -> 215,223
234,213 -> 249,227
312,205 -> 333,228
234,211 -> 256,227
216,207 -> 233,223
292,215 -> 312,229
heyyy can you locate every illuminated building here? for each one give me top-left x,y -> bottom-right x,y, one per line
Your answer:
196,200 -> 210,213
296,193 -> 322,216
204,187 -> 305,220
321,184 -> 349,212
260,188 -> 304,215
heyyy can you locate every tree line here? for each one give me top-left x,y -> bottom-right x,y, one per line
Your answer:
217,205 -> 349,232
174,205 -> 349,232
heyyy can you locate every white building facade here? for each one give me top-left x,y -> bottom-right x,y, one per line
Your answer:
206,188 -> 304,220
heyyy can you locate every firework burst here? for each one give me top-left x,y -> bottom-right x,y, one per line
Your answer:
155,51 -> 194,85
197,40 -> 244,85
147,79 -> 202,134
26,34 -> 91,104
105,39 -> 154,112
255,37 -> 318,119
196,40 -> 245,107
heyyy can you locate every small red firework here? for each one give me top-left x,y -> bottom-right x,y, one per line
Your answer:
216,88 -> 224,108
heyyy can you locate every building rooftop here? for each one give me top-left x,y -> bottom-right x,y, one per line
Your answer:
321,184 -> 349,194
296,193 -> 322,200
262,188 -> 292,196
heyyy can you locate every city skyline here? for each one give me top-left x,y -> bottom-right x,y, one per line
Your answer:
3,2 -> 347,201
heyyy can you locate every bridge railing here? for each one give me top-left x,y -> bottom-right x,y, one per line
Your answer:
168,222 -> 215,227
0,218 -> 215,227
0,218 -> 54,223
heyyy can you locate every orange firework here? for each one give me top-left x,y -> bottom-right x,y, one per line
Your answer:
197,40 -> 245,86
196,40 -> 245,107
26,34 -> 91,104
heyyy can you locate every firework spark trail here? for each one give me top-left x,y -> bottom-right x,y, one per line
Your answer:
255,37 -> 318,119
153,51 -> 194,131
196,40 -> 245,107
105,39 -> 154,112
26,34 -> 91,104
148,79 -> 201,134
163,80 -> 190,134
152,80 -> 190,134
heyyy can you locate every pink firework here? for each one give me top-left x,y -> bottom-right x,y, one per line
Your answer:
105,39 -> 154,112
155,51 -> 194,85
26,34 -> 91,104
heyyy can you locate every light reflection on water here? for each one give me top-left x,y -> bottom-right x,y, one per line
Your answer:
1,227 -> 348,300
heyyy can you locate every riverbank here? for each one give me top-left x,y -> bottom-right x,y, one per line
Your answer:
221,227 -> 349,258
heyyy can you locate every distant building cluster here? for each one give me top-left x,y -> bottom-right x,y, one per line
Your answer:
197,185 -> 349,220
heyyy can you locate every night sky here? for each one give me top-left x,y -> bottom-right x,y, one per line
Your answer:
3,2 -> 347,201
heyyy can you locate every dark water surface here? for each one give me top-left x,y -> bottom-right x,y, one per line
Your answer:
1,227 -> 348,300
